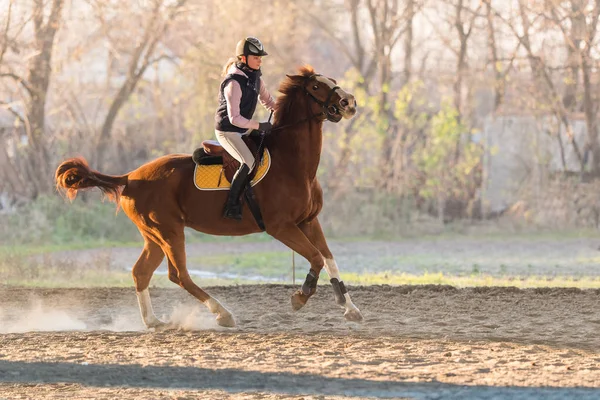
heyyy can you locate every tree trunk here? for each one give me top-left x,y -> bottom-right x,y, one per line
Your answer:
485,1 -> 504,112
402,0 -> 414,87
94,0 -> 187,170
23,0 -> 65,195
581,50 -> 599,174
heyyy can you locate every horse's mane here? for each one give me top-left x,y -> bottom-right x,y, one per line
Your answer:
273,65 -> 316,126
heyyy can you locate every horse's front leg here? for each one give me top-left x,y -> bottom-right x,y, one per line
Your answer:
322,258 -> 363,322
299,219 -> 363,322
266,223 -> 326,310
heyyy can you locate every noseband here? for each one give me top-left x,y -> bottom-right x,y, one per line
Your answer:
304,74 -> 341,121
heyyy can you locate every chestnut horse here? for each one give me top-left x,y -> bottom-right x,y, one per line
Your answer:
55,65 -> 363,329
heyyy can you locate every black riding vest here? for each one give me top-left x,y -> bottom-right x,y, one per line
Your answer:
215,69 -> 261,133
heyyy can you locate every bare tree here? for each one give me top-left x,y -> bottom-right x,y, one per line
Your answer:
305,0 -> 411,193
490,0 -> 585,172
424,0 -> 481,119
328,1 -> 419,192
402,0 -> 415,87
483,0 -> 519,113
90,0 -> 188,169
0,0 -> 65,196
451,0 -> 481,117
544,0 -> 600,174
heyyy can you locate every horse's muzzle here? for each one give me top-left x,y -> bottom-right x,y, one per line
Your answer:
340,95 -> 357,118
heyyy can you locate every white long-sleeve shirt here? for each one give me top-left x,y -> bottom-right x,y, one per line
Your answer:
223,64 -> 276,131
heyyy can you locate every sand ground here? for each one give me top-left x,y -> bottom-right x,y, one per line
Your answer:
1,285 -> 599,399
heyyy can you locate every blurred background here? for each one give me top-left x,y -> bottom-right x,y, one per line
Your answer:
1,0 -> 599,288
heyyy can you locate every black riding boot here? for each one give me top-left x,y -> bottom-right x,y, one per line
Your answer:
223,164 -> 250,220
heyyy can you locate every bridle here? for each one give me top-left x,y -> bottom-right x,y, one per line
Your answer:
304,74 -> 341,122
270,74 -> 343,132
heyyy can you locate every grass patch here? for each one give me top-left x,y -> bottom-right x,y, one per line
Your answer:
189,251 -> 307,279
185,229 -> 275,244
0,241 -> 143,258
337,228 -> 600,243
3,269 -> 600,289
338,271 -> 600,289
4,236 -> 600,289
3,245 -> 599,289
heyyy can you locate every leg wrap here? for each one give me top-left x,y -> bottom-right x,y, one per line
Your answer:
330,278 -> 347,305
301,269 -> 319,296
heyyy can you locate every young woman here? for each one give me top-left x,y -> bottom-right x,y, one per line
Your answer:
215,37 -> 276,220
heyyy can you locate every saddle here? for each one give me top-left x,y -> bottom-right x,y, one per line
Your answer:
192,131 -> 267,230
192,132 -> 264,184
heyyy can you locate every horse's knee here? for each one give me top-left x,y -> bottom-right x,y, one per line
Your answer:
131,238 -> 164,292
132,270 -> 152,292
168,271 -> 181,286
167,261 -> 184,286
177,273 -> 194,289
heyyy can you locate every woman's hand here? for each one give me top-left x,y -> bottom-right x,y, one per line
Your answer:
258,122 -> 273,133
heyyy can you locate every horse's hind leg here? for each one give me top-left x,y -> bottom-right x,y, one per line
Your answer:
132,235 -> 166,329
159,228 -> 236,328
299,218 -> 363,322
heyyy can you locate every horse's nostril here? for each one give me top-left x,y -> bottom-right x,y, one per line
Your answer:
340,98 -> 349,107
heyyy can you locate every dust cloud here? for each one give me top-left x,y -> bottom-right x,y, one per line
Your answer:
0,296 -> 217,333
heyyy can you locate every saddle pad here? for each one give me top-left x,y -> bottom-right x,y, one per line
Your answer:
193,149 -> 271,191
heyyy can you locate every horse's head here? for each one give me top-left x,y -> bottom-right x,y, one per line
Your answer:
303,74 -> 357,122
283,66 -> 357,123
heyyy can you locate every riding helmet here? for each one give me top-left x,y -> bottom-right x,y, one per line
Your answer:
236,37 -> 269,58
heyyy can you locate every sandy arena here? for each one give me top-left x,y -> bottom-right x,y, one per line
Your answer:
1,284 -> 599,399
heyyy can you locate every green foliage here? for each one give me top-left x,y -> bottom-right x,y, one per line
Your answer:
394,80 -> 430,130
0,194 -> 140,246
412,100 -> 483,201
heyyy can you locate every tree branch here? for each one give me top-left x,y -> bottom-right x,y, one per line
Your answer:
588,0 -> 600,49
346,0 -> 365,70
44,0 -> 64,39
302,9 -> 360,70
0,0 -> 13,67
0,72 -> 34,96
33,0 -> 44,43
422,10 -> 460,57
0,100 -> 26,126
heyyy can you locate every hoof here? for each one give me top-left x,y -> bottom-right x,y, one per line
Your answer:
216,313 -> 236,328
344,307 -> 363,322
291,290 -> 308,311
146,319 -> 171,331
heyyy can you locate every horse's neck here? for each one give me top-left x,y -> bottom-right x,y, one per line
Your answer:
270,108 -> 323,181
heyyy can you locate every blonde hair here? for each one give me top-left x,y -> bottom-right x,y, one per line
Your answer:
222,56 -> 243,77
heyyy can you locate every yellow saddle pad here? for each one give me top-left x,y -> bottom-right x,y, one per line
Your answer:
193,149 -> 271,191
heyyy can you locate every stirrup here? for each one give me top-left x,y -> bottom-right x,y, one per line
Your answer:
223,202 -> 243,220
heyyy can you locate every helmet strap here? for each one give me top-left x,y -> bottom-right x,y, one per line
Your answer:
236,60 -> 260,73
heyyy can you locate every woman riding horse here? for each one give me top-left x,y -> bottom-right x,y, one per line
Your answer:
216,37 -> 276,220
55,65 -> 362,329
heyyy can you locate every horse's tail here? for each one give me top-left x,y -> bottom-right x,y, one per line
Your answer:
55,157 -> 128,203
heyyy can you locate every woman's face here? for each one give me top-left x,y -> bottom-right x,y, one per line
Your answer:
243,55 -> 262,70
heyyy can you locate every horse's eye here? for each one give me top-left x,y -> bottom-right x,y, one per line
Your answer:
313,85 -> 319,90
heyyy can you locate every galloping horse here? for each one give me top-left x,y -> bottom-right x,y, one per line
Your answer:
55,65 -> 363,328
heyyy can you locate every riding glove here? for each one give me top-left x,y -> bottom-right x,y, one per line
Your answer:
258,122 -> 273,133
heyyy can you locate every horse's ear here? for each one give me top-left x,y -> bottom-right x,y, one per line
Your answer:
285,74 -> 303,88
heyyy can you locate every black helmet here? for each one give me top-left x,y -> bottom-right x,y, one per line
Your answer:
236,37 -> 268,58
